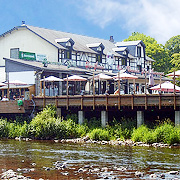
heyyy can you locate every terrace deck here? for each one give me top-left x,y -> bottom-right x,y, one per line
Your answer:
0,94 -> 179,114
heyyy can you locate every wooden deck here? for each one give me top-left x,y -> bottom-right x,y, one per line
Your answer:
33,94 -> 180,111
0,101 -> 26,113
0,94 -> 179,114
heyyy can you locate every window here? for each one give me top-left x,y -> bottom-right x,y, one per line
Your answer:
137,47 -> 141,57
137,65 -> 142,72
96,54 -> 102,63
121,58 -> 126,66
147,66 -> 149,71
65,50 -> 72,59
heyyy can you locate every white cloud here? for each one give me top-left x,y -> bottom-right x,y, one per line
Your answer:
79,0 -> 180,44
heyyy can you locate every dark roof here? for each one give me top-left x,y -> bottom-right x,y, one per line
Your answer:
3,57 -> 115,76
1,25 -> 124,57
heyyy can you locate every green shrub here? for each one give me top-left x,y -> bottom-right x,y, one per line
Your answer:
154,121 -> 179,144
75,124 -> 89,138
84,117 -> 101,129
30,105 -> 57,139
88,128 -> 110,141
7,122 -> 22,138
0,119 -> 9,137
131,125 -> 150,142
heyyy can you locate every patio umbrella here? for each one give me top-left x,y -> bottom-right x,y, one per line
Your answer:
113,72 -> 138,80
0,82 -> 6,86
63,75 -> 87,81
40,76 -> 63,82
93,73 -> 113,94
166,70 -> 180,77
63,75 -> 87,95
40,76 -> 63,96
5,80 -> 27,85
94,73 -> 113,80
113,72 -> 138,94
150,81 -> 180,92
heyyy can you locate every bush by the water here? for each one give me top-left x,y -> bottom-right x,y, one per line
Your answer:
132,121 -> 180,145
0,105 -> 180,145
88,128 -> 110,141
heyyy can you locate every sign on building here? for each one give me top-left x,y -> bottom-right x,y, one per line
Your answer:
19,51 -> 36,60
36,54 -> 47,61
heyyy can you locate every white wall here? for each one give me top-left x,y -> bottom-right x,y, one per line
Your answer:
0,67 -> 5,82
9,71 -> 35,84
0,27 -> 58,66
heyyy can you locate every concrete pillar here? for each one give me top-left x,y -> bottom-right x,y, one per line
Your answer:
137,111 -> 144,128
101,111 -> 108,127
175,111 -> 180,126
78,111 -> 85,125
57,108 -> 61,118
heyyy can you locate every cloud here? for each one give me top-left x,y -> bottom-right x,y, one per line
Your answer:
79,0 -> 180,44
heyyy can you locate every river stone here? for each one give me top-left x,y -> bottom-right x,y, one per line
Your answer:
159,174 -> 165,179
149,174 -> 157,178
135,171 -> 144,177
168,171 -> 179,175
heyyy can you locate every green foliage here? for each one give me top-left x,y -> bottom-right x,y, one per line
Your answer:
30,106 -> 57,139
153,121 -> 179,144
165,35 -> 180,57
29,105 -> 89,139
124,32 -> 170,73
88,128 -> 110,141
131,125 -> 150,142
84,117 -> 101,129
0,119 -> 9,137
66,113 -> 78,123
170,53 -> 180,71
132,121 -> 180,145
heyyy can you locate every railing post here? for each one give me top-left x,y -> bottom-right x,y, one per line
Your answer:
145,94 -> 147,110
159,94 -> 161,110
131,94 -> 134,110
43,76 -> 46,108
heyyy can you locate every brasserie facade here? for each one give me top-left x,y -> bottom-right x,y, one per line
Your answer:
0,22 -> 165,97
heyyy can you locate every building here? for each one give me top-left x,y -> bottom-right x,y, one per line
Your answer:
0,22 -> 164,97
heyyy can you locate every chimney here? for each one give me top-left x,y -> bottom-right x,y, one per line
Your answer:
21,21 -> 26,26
109,36 -> 114,43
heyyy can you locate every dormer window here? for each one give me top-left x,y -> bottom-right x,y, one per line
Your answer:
87,43 -> 104,64
112,47 -> 128,57
66,41 -> 71,47
55,38 -> 74,60
55,38 -> 74,49
86,43 -> 105,53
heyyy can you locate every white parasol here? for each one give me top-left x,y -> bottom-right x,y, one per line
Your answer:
63,75 -> 87,81
150,81 -> 180,92
40,76 -> 63,82
113,72 -> 138,80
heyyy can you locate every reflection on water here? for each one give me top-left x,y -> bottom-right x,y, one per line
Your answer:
0,139 -> 180,179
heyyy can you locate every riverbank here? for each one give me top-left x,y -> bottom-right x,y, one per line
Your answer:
1,105 -> 180,145
14,135 -> 180,149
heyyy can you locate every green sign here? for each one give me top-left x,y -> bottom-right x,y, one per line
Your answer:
19,51 -> 36,60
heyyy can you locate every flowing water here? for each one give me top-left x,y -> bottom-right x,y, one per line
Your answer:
0,139 -> 180,179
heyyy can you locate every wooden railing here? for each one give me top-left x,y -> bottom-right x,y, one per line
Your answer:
33,94 -> 180,111
0,94 -> 179,114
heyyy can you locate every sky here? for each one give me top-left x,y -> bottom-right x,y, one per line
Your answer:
0,0 -> 180,45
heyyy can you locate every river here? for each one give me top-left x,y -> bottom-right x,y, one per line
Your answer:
0,139 -> 180,179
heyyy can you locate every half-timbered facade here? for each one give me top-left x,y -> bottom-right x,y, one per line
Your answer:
0,23 -> 154,82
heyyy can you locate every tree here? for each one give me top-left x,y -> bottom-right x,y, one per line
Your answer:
165,35 -> 180,57
123,32 -> 170,73
165,35 -> 180,72
170,53 -> 180,71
